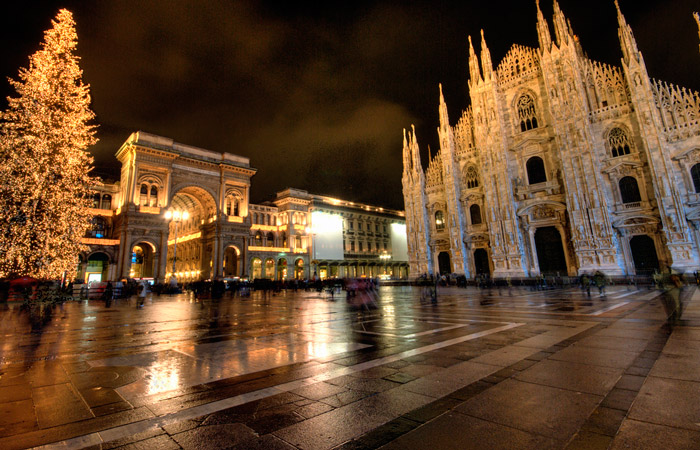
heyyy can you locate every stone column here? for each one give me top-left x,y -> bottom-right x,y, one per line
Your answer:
555,224 -> 574,276
528,229 -> 539,275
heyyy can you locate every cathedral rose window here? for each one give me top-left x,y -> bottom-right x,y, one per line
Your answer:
465,166 -> 479,189
609,127 -> 631,157
517,94 -> 539,132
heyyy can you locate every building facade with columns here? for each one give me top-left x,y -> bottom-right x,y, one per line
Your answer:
402,2 -> 700,279
77,131 -> 408,284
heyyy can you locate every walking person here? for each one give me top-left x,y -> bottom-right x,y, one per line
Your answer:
593,271 -> 606,297
580,273 -> 591,296
137,280 -> 149,308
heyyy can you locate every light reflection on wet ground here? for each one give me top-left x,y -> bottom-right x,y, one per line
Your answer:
1,285 -> 697,449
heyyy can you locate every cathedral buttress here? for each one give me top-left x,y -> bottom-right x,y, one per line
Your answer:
537,0 -> 621,275
470,32 -> 528,277
615,1 -> 697,271
438,85 -> 470,276
402,126 -> 434,277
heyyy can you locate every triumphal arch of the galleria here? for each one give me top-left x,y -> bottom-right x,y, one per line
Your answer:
80,131 -> 409,284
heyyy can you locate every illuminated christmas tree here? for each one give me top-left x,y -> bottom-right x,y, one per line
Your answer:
0,9 -> 98,279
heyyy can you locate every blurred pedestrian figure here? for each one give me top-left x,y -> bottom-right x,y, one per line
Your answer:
137,280 -> 149,308
580,273 -> 591,296
593,271 -> 606,297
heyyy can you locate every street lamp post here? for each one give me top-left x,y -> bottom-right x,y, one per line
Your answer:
165,209 -> 189,287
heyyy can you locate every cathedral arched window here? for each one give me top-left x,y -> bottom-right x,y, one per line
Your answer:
470,204 -> 482,225
517,94 -> 539,132
465,166 -> 479,189
609,127 -> 631,157
691,164 -> 700,193
619,176 -> 642,204
435,211 -> 445,231
526,156 -> 547,184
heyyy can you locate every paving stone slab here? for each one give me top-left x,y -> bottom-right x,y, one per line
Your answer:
627,376 -> 700,431
381,411 -> 560,450
514,359 -> 623,396
455,378 -> 602,441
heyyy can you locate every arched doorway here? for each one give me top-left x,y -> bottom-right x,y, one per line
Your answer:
534,227 -> 567,275
166,186 -> 217,282
85,252 -> 110,284
277,258 -> 288,280
630,235 -> 659,275
438,252 -> 451,275
474,248 -> 490,276
223,246 -> 240,278
130,242 -> 155,279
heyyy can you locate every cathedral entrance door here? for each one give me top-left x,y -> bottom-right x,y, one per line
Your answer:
474,248 -> 490,276
534,227 -> 567,275
438,252 -> 451,275
630,235 -> 659,275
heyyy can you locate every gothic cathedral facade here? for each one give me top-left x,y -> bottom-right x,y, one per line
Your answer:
402,1 -> 700,279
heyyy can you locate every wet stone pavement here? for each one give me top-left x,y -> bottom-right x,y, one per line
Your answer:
0,284 -> 699,449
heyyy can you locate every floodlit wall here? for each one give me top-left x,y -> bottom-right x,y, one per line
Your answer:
311,211 -> 344,260
390,223 -> 409,262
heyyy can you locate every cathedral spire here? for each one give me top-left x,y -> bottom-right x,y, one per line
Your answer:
552,0 -> 571,47
439,84 -> 450,131
468,35 -> 482,85
536,0 -> 552,52
410,124 -> 423,173
615,0 -> 640,65
480,29 -> 494,82
402,128 -> 411,173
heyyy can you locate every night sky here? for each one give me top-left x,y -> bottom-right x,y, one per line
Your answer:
2,0 -> 699,210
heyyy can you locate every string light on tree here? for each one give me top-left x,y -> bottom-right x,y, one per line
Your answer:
0,9 -> 97,279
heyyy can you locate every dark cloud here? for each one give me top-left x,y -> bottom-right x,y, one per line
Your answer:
1,0 -> 699,209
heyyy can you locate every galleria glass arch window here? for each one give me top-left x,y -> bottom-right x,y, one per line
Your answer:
470,204 -> 482,225
691,164 -> 700,193
619,176 -> 642,204
435,211 -> 445,231
254,231 -> 262,245
609,127 -> 631,157
517,94 -> 539,132
465,166 -> 479,189
526,156 -> 547,184
266,232 -> 275,247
